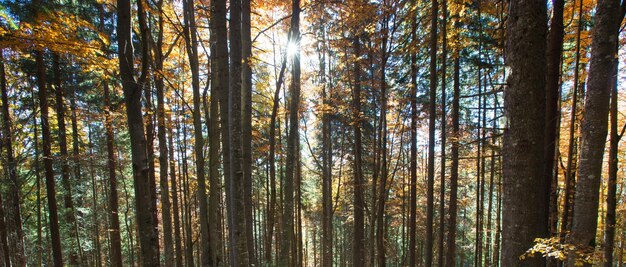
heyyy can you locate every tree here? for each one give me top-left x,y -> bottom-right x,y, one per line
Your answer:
567,0 -> 620,265
352,33 -> 365,267
501,0 -> 548,265
426,0 -> 438,265
117,0 -> 160,265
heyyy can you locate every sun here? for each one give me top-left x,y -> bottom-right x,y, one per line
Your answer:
286,40 -> 300,59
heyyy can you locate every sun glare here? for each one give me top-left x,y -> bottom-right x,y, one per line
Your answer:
286,41 -> 300,59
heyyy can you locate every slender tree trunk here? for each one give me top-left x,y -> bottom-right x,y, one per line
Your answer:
376,11 -> 390,267
321,37 -> 333,267
501,0 -> 548,265
32,88 -> 43,267
445,56 -> 460,267
567,0 -> 620,265
241,0 -> 256,264
426,0 -> 438,265
545,3 -> 565,262
561,0 -> 584,236
36,46 -> 64,267
168,113 -> 184,267
1,50 -> 26,267
438,2 -> 448,265
352,34 -> 365,267
603,42 -> 620,267
279,0 -> 300,264
117,0 -> 160,264
409,16 -> 418,266
182,0 -> 212,265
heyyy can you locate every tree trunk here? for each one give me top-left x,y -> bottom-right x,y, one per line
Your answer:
545,2 -> 565,258
117,0 -> 160,264
603,42 -> 620,267
438,1 -> 448,265
445,56 -> 460,267
409,16 -> 418,266
279,0 -> 300,264
241,0 -> 256,263
1,50 -> 26,267
501,0 -> 548,265
352,34 -> 365,267
168,113 -> 184,267
426,0 -> 438,265
567,0 -> 620,265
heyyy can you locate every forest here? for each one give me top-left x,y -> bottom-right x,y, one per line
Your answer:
0,0 -> 625,266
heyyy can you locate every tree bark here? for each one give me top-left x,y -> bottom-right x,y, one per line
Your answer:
567,0 -> 620,265
117,0 -> 160,264
501,0 -> 548,265
438,2 -> 448,265
409,16 -> 418,266
352,34 -> 365,267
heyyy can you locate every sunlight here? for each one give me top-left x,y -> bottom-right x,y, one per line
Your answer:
286,40 -> 300,59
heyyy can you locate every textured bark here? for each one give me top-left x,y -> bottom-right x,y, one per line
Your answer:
279,1 -> 300,264
228,0 -> 249,264
545,0 -> 564,249
321,33 -> 333,267
352,35 -> 365,267
567,0 -> 620,265
502,0 -> 548,265
208,0 -> 224,263
426,0 -> 438,265
1,50 -> 26,267
117,0 -> 160,264
445,56 -> 460,267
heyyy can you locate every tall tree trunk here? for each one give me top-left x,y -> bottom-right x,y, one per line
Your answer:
561,0 -> 584,235
426,0 -> 438,265
168,114 -> 184,267
445,56 -> 460,267
376,11 -> 390,267
567,0 -> 620,265
438,1 -> 448,265
228,0 -> 249,264
36,47 -> 64,267
1,50 -> 26,267
603,41 -> 620,267
103,80 -> 123,267
182,0 -> 212,265
241,0 -> 256,264
279,0 -> 300,264
208,1 -> 224,264
321,35 -> 333,267
545,1 -> 564,255
117,0 -> 160,264
409,16 -> 418,266
352,34 -> 365,267
154,0 -> 174,265
501,0 -> 548,265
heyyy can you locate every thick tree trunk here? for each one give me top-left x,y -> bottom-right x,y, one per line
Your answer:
117,0 -> 160,264
501,0 -> 548,265
1,50 -> 26,267
567,0 -> 620,265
